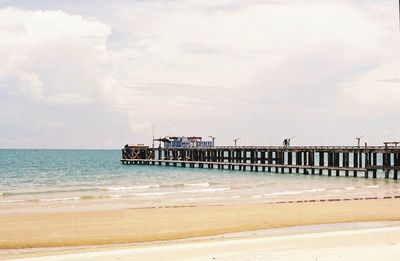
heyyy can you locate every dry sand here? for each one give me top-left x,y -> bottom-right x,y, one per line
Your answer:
9,223 -> 400,260
1,199 -> 400,259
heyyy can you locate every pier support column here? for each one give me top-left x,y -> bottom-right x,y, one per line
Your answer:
233,150 -> 236,171
250,150 -> 254,172
327,152 -> 333,176
181,150 -> 186,168
206,150 -> 210,169
384,152 -> 391,179
334,152 -> 340,176
228,150 -> 232,170
151,149 -> 155,165
236,150 -> 240,171
242,150 -> 246,171
255,150 -> 258,172
364,152 -> 369,178
388,152 -> 392,179
250,150 -> 257,171
280,151 -> 285,173
296,152 -> 301,173
217,150 -> 221,169
309,151 -> 315,174
275,151 -> 279,173
261,151 -> 266,172
372,153 -> 377,178
353,152 -> 358,177
303,152 -> 308,174
211,150 -> 215,169
256,150 -> 260,172
233,150 -> 237,171
319,152 -> 324,175
267,151 -> 272,172
394,153 -> 399,180
274,151 -> 279,173
383,152 -> 387,178
288,151 -> 293,173
243,150 -> 247,171
360,151 -> 366,178
158,148 -> 162,165
173,150 -> 177,167
240,150 -> 245,171
343,152 -> 349,176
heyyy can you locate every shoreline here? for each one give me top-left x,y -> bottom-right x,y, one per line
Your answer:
1,198 -> 400,255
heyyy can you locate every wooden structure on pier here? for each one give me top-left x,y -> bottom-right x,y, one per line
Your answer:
122,144 -> 153,160
121,145 -> 400,180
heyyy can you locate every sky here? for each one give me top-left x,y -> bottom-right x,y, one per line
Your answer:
0,0 -> 399,149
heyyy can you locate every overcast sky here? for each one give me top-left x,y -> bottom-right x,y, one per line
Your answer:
0,0 -> 399,149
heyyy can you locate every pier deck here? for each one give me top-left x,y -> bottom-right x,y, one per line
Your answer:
121,146 -> 400,179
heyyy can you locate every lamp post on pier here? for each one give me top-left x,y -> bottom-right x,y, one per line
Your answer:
356,135 -> 365,147
233,137 -> 241,147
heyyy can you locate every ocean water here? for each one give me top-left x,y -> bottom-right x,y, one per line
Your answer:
0,149 -> 399,213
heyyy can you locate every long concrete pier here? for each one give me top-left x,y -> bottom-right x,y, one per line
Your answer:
121,145 -> 400,179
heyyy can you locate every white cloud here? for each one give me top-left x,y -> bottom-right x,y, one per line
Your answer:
340,59 -> 400,108
0,7 -> 111,103
102,0 -> 398,144
0,0 -> 398,148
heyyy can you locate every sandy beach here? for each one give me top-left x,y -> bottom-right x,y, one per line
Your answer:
1,198 -> 400,259
7,222 -> 400,261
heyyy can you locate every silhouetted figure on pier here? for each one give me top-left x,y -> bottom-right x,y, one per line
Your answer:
283,139 -> 289,148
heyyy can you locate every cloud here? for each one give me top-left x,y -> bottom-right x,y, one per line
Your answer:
0,0 -> 398,148
102,0 -> 398,144
0,8 -> 130,148
0,7 -> 111,103
340,59 -> 400,109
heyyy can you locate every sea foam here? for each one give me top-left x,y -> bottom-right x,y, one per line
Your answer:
253,188 -> 326,198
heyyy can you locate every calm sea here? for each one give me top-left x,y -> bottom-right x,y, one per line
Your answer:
0,149 -> 399,213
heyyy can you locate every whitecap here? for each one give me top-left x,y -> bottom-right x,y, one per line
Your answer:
306,189 -> 326,193
0,199 -> 32,203
129,191 -> 176,196
197,187 -> 230,193
260,188 -> 325,197
129,187 -> 231,197
39,197 -> 80,202
106,185 -> 159,191
185,183 -> 210,187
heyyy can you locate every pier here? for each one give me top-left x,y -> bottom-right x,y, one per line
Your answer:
121,145 -> 400,180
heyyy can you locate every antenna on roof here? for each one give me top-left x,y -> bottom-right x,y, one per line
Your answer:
152,124 -> 155,149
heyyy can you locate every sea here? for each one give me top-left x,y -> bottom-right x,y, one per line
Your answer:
1,149 -> 399,214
